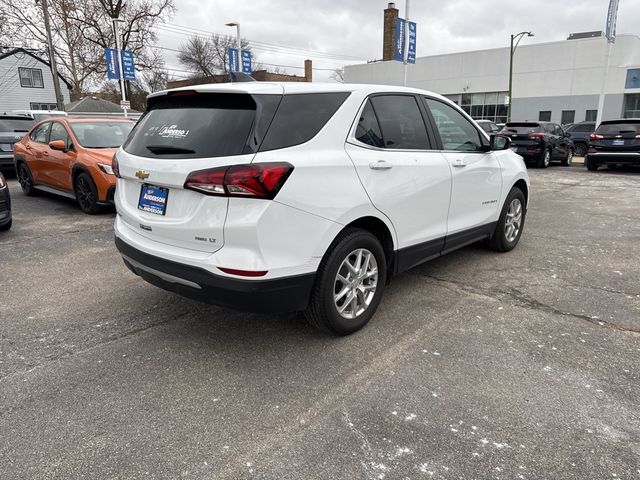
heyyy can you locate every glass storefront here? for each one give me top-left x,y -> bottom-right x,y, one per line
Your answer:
443,92 -> 509,124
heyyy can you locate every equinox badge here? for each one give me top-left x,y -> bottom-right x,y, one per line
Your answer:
135,170 -> 150,180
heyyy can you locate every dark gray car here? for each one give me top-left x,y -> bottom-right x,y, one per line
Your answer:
0,115 -> 35,171
564,122 -> 595,157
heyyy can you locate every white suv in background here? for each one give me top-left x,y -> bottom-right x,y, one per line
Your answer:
113,83 -> 529,335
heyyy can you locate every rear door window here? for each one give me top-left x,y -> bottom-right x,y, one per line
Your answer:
368,95 -> 429,150
259,92 -> 350,151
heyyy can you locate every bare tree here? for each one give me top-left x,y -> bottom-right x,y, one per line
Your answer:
0,0 -> 174,97
331,67 -> 345,83
178,33 -> 249,77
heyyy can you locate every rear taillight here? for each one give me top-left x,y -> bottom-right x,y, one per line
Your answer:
112,153 -> 121,178
590,134 -> 604,141
528,133 -> 545,140
184,162 -> 294,199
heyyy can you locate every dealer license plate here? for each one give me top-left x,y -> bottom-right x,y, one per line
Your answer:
138,184 -> 169,216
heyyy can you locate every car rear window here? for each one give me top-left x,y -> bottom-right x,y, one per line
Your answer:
124,93 -> 264,158
0,118 -> 35,132
502,123 -> 542,134
596,122 -> 640,135
71,122 -> 134,148
258,92 -> 350,151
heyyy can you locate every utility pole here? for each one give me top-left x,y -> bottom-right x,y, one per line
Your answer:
39,0 -> 65,111
402,0 -> 410,87
112,18 -> 128,118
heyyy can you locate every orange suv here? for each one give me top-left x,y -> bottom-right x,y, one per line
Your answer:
13,118 -> 134,213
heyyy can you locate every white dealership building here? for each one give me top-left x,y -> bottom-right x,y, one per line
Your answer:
344,4 -> 640,125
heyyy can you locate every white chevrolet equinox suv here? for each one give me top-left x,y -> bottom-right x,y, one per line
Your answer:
113,83 -> 529,335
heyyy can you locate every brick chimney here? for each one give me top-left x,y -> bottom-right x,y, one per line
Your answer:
383,2 -> 399,61
304,59 -> 312,82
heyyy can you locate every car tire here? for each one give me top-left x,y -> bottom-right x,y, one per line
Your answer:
537,149 -> 551,168
75,172 -> 101,214
574,142 -> 587,157
485,187 -> 526,253
17,162 -> 37,196
0,219 -> 11,231
305,228 -> 386,335
561,148 -> 573,167
585,157 -> 599,171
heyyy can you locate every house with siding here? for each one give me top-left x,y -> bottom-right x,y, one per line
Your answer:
0,48 -> 72,113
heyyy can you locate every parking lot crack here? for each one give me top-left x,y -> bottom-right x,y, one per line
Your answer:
416,274 -> 640,334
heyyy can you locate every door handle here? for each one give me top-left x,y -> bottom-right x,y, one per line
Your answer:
369,160 -> 393,170
452,158 -> 466,168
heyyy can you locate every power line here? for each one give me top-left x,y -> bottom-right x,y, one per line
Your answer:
156,23 -> 365,62
151,45 -> 342,72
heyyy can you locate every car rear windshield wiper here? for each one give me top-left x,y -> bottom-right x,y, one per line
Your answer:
146,145 -> 196,155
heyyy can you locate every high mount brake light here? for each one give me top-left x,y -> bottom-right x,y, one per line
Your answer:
184,163 -> 294,200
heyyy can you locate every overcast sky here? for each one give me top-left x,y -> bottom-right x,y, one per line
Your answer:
156,0 -> 639,82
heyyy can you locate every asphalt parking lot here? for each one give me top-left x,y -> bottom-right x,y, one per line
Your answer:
1,166 -> 639,480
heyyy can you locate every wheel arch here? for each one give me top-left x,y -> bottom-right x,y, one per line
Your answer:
71,163 -> 91,186
339,215 -> 396,284
512,179 -> 528,206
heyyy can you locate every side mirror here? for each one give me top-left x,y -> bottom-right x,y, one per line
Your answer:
49,139 -> 67,151
490,134 -> 511,151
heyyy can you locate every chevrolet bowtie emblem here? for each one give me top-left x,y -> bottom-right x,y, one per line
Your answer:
135,170 -> 150,180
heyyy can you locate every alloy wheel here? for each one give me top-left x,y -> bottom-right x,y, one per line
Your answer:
544,150 -> 551,167
76,176 -> 94,211
333,248 -> 378,320
505,198 -> 523,243
18,164 -> 32,192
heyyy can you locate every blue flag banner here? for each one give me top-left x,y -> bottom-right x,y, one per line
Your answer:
105,48 -> 136,80
241,50 -> 252,74
121,50 -> 136,81
394,18 -> 406,62
228,47 -> 239,73
105,48 -> 118,79
407,21 -> 417,64
394,18 -> 417,63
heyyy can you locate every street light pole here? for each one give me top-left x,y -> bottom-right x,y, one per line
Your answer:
507,31 -> 534,122
112,18 -> 128,118
403,0 -> 410,87
39,0 -> 64,111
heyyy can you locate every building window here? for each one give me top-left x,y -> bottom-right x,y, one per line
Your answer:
30,102 -> 58,110
561,110 -> 575,125
585,110 -> 597,122
19,67 -> 44,88
456,91 -> 508,124
539,111 -> 552,122
623,94 -> 640,118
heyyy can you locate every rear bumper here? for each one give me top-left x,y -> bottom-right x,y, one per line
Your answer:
115,236 -> 316,313
0,153 -> 14,167
586,152 -> 640,165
